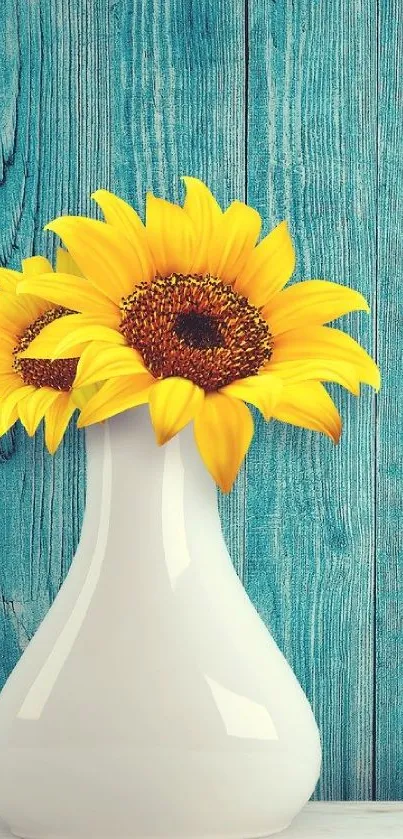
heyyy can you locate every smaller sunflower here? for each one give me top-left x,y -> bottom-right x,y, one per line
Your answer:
0,251 -> 95,452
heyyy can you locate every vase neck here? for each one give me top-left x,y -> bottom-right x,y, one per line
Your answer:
83,405 -> 225,591
86,405 -> 218,514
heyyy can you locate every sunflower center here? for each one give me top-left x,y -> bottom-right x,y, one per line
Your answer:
120,274 -> 273,391
173,311 -> 224,349
13,306 -> 78,392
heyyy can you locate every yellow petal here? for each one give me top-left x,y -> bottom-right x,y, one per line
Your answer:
0,293 -> 41,337
0,331 -> 18,353
266,359 -> 361,395
74,342 -> 146,388
45,217 -> 142,303
221,373 -> 283,420
235,220 -> 296,306
149,377 -> 204,445
92,189 -> 145,238
208,201 -> 261,285
18,312 -> 121,359
18,387 -> 61,436
77,373 -> 154,427
272,326 -> 380,389
71,384 -> 99,410
56,247 -> 83,277
0,381 -> 32,435
193,392 -> 254,493
44,393 -> 76,454
0,352 -> 13,375
22,256 -> 53,275
273,381 -> 342,442
0,269 -> 21,293
92,189 -> 155,280
264,280 -> 370,334
0,404 -> 18,436
53,324 -> 125,360
146,194 -> 196,277
182,177 -> 222,273
17,273 -> 117,316
0,379 -> 33,430
0,373 -> 25,395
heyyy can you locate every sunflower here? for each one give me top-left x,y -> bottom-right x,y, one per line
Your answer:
17,178 -> 380,490
0,250 -> 95,453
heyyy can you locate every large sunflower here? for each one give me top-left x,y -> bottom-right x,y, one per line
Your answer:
17,178 -> 379,490
0,251 -> 94,452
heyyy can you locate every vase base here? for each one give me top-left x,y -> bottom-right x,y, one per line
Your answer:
10,826 -> 291,839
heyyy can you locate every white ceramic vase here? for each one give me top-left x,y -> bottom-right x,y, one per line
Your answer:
0,406 -> 321,838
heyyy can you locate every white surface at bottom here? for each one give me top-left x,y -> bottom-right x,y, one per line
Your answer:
0,801 -> 403,839
281,802 -> 401,837
0,803 -> 401,839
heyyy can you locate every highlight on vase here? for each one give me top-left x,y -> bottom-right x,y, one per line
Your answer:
1,177 -> 379,490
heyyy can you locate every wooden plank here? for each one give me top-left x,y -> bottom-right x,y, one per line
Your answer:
109,0 -> 247,574
375,0 -> 403,801
245,0 -> 377,799
0,0 -> 111,688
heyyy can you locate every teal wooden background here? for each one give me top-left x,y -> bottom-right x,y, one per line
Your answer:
0,0 -> 401,801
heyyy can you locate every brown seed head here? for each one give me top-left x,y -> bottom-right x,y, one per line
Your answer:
13,306 -> 78,392
120,274 -> 273,392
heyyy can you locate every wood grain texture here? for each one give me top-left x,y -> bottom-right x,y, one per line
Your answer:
245,0 -> 377,800
0,0 -> 111,686
0,0 -> 400,802
375,0 -> 403,801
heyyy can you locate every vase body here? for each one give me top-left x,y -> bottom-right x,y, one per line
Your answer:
0,407 -> 321,838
